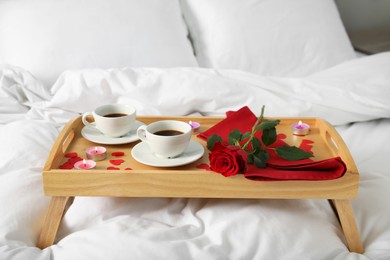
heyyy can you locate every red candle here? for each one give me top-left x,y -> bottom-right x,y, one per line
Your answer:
74,159 -> 96,170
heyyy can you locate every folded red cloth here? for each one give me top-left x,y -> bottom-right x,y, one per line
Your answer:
197,106 -> 346,181
198,106 -> 257,142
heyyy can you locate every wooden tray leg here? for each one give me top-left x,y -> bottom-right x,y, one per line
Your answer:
38,196 -> 74,249
330,199 -> 364,253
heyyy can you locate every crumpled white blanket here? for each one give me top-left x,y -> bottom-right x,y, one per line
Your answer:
0,51 -> 384,126
0,52 -> 390,260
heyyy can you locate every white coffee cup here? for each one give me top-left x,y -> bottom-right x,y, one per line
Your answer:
137,120 -> 192,159
82,104 -> 136,138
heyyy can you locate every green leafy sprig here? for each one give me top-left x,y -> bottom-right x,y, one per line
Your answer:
207,106 -> 313,168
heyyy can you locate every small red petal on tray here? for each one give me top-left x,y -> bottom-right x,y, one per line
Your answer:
59,163 -> 74,170
65,152 -> 78,158
107,166 -> 120,170
59,155 -> 83,170
68,157 -> 83,164
196,163 -> 211,171
111,151 -> 125,157
125,167 -> 132,170
299,139 -> 314,153
109,159 -> 125,165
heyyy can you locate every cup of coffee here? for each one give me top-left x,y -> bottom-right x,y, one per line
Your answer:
82,104 -> 136,138
137,120 -> 192,159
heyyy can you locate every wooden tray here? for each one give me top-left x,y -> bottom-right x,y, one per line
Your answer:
39,115 -> 363,252
42,116 -> 359,200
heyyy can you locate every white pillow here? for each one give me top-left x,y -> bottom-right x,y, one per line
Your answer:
181,0 -> 356,77
0,0 -> 198,87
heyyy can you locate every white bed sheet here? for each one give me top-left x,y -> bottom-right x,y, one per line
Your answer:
1,52 -> 390,259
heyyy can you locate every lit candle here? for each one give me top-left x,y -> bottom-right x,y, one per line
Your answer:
86,146 -> 107,161
291,120 -> 310,136
74,159 -> 96,170
189,120 -> 200,133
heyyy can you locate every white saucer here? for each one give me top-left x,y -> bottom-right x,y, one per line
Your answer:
81,120 -> 144,145
131,140 -> 205,167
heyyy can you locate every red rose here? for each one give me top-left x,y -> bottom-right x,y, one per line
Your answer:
209,142 -> 248,177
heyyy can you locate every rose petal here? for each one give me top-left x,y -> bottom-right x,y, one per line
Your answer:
209,144 -> 246,177
211,142 -> 227,151
59,163 -> 74,170
111,152 -> 125,157
109,159 -> 125,165
124,167 -> 132,170
65,152 -> 78,158
107,166 -> 120,170
299,139 -> 314,153
68,157 -> 83,164
196,163 -> 211,171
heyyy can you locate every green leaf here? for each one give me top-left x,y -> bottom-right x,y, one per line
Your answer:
207,134 -> 222,150
254,149 -> 270,161
228,129 -> 242,145
253,151 -> 269,168
262,127 -> 277,146
275,146 -> 314,161
247,154 -> 254,164
251,137 -> 262,152
253,156 -> 266,168
255,120 -> 280,131
241,132 -> 251,141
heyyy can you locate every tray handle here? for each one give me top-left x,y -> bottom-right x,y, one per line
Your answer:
319,119 -> 359,176
43,116 -> 80,171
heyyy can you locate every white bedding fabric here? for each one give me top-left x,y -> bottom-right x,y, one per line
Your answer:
1,52 -> 390,259
181,0 -> 356,77
0,0 -> 198,87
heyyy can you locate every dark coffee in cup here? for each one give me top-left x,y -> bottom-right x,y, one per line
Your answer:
103,113 -> 128,118
154,130 -> 184,136
81,104 -> 136,137
137,120 -> 192,158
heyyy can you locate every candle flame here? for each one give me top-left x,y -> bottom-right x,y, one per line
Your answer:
189,120 -> 192,124
95,147 -> 98,152
83,159 -> 87,166
298,120 -> 302,126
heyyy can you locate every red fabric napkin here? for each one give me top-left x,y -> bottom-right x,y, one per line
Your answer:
197,106 -> 346,181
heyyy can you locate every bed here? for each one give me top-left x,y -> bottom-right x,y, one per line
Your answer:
1,0 -> 390,259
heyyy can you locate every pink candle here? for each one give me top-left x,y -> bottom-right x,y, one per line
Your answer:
291,120 -> 310,136
86,146 -> 107,161
189,120 -> 200,133
74,159 -> 96,170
